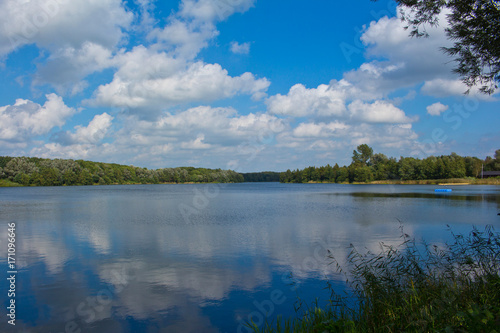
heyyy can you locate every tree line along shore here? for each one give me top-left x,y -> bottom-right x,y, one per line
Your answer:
280,145 -> 500,184
0,145 -> 499,187
0,156 -> 244,186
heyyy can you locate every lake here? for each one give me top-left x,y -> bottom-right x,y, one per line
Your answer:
1,183 -> 499,332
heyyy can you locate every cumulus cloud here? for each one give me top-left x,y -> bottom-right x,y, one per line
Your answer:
0,0 -> 133,95
148,18 -> 218,60
230,41 -> 250,54
267,82 -> 414,124
348,100 -> 416,123
426,102 -> 449,116
125,106 -> 285,143
359,8 -> 453,86
30,142 -> 115,161
0,0 -> 133,58
181,134 -> 212,149
421,79 -> 498,100
148,0 -> 255,59
276,122 -> 419,156
0,94 -> 75,143
179,0 -> 255,22
91,47 -> 270,113
34,42 -> 116,94
54,113 -> 114,145
293,121 -> 349,138
85,106 -> 288,168
267,83 -> 348,117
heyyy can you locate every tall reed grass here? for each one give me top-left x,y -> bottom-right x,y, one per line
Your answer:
249,225 -> 500,332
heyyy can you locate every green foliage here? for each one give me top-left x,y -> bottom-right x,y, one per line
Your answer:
13,172 -> 30,186
242,172 -> 281,182
374,0 -> 500,94
254,226 -> 500,333
352,144 -> 373,166
280,145 -> 496,184
0,156 -> 244,187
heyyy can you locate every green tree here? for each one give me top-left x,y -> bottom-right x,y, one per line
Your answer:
353,166 -> 374,183
399,157 -> 422,180
62,170 -> 78,185
492,149 -> 500,170
13,172 -> 30,186
336,167 -> 349,183
39,168 -> 62,186
352,144 -> 374,166
78,169 -> 93,185
375,0 -> 500,94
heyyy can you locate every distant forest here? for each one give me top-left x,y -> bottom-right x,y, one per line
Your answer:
280,145 -> 500,183
1,145 -> 499,187
241,172 -> 281,182
0,156 -> 243,186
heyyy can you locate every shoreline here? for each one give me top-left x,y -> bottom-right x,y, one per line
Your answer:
0,179 -> 239,188
299,178 -> 500,185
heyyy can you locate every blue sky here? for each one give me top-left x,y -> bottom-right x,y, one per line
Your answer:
0,0 -> 498,172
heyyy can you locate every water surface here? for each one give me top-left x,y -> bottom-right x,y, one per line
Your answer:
0,183 -> 499,332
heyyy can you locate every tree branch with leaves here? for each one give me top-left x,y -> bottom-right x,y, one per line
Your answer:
373,0 -> 500,94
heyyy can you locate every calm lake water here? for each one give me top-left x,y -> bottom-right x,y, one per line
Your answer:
1,183 -> 499,332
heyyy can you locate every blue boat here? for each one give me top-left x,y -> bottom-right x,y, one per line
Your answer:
435,189 -> 452,192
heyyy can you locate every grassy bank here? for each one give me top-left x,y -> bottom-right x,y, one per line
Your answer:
367,177 -> 500,185
303,178 -> 500,185
250,226 -> 500,333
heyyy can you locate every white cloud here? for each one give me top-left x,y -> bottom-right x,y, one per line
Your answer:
148,0 -> 255,59
148,19 -> 218,60
421,79 -> 498,100
276,122 -> 419,156
30,142 -> 115,161
67,113 -> 114,144
426,102 -> 449,116
0,94 -> 75,142
0,0 -> 133,95
230,41 -> 250,54
0,0 -> 133,58
34,42 -> 116,94
267,83 -> 347,117
293,121 -> 349,138
91,48 -> 270,112
267,82 -> 414,124
179,0 -> 255,22
28,112 -> 113,160
348,100 -> 416,123
181,134 -> 212,149
337,8 -> 457,98
72,106 -> 287,169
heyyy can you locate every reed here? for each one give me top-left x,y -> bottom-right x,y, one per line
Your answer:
250,225 -> 500,332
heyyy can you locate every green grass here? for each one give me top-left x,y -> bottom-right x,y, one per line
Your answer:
249,226 -> 500,332
367,177 -> 500,185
